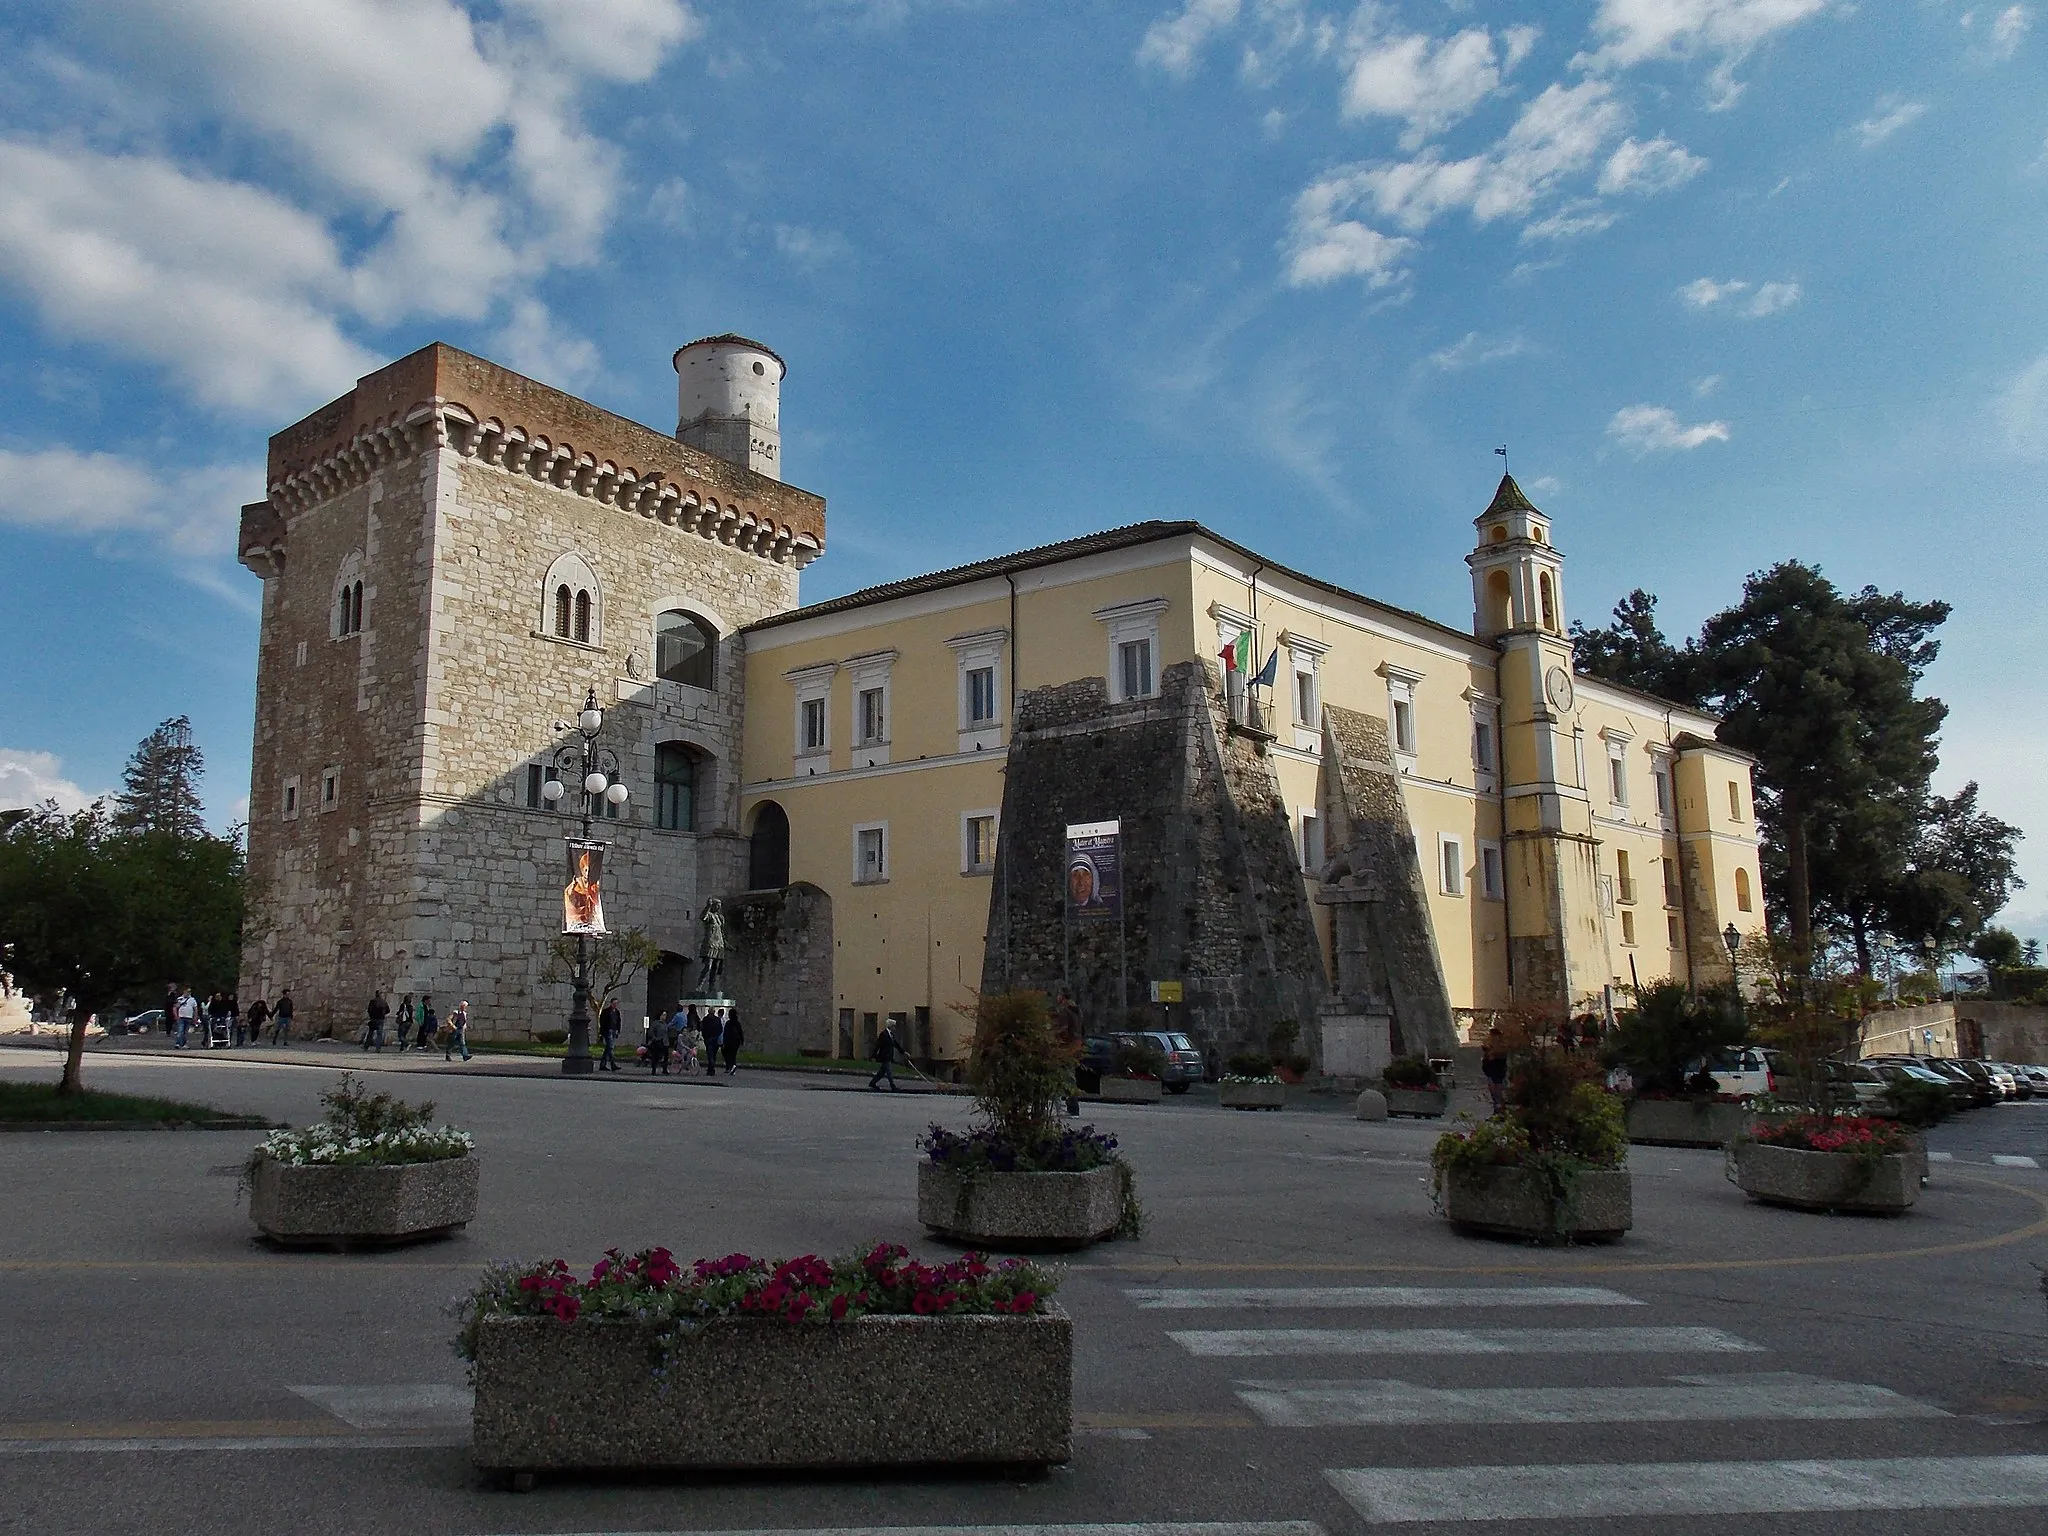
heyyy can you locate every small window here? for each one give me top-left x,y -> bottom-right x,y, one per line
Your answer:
964,813 -> 998,874
1473,719 -> 1495,773
1539,572 -> 1557,631
801,698 -> 827,753
1609,753 -> 1628,806
282,778 -> 300,820
553,584 -> 572,638
1663,860 -> 1681,908
1489,524 -> 1508,543
1117,637 -> 1154,700
1616,849 -> 1635,903
321,767 -> 340,810
1295,669 -> 1318,728
602,771 -> 622,821
1392,698 -> 1416,756
656,610 -> 718,688
1728,781 -> 1744,820
656,743 -> 698,832
1439,836 -> 1465,897
1480,842 -> 1504,900
573,589 -> 592,645
526,764 -> 545,809
1735,867 -> 1753,913
858,687 -> 887,744
967,666 -> 998,725
1668,913 -> 1683,949
855,823 -> 887,884
1620,909 -> 1637,945
1300,811 -> 1324,873
1654,767 -> 1673,817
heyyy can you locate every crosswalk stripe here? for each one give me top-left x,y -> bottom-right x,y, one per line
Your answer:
1125,1286 -> 1639,1311
1327,1455 -> 2048,1523
288,1384 -> 470,1430
1169,1326 -> 1760,1358
1236,1372 -> 1945,1427
1992,1154 -> 2040,1168
1929,1152 -> 1955,1162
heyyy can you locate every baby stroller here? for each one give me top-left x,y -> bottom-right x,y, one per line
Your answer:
206,1005 -> 233,1049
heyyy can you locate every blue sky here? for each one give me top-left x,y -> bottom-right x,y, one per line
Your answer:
1,1 -> 2044,940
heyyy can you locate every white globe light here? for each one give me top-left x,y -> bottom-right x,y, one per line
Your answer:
580,708 -> 603,735
540,778 -> 564,802
583,771 -> 608,796
606,783 -> 629,805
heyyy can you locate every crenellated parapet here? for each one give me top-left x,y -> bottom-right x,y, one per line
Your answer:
255,342 -> 826,578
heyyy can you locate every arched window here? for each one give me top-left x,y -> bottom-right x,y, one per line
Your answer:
656,610 -> 719,689
655,742 -> 701,831
553,584 -> 572,637
541,553 -> 602,646
1735,867 -> 1753,913
331,552 -> 365,638
573,589 -> 592,644
1489,524 -> 1508,543
1485,570 -> 1513,632
1538,572 -> 1557,632
748,800 -> 790,889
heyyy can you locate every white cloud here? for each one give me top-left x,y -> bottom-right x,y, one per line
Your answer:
1137,0 -> 1242,77
1578,0 -> 1830,107
0,750 -> 103,815
1681,276 -> 1747,307
1426,331 -> 1531,370
1284,182 -> 1417,287
1598,134 -> 1709,194
1340,22 -> 1539,149
1964,5 -> 2032,62
0,445 -> 262,567
1998,351 -> 2048,459
1694,373 -> 1724,396
491,298 -> 600,388
0,1 -> 699,414
1679,275 -> 1799,316
1607,403 -> 1732,453
1745,279 -> 1800,315
1853,95 -> 1928,147
1520,199 -> 1618,242
774,224 -> 851,267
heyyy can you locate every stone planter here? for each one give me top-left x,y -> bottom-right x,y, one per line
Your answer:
471,1309 -> 1072,1481
1626,1098 -> 1751,1147
1440,1164 -> 1632,1243
1730,1141 -> 1920,1214
918,1162 -> 1123,1249
1383,1086 -> 1450,1118
248,1155 -> 478,1249
1097,1076 -> 1163,1104
1218,1081 -> 1286,1110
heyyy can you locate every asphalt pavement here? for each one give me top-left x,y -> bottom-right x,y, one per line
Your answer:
2,1044 -> 2046,1536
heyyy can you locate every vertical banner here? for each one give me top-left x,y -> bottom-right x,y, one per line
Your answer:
562,840 -> 608,935
1065,819 -> 1122,922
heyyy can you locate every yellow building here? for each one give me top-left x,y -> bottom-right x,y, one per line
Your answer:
740,477 -> 1764,1066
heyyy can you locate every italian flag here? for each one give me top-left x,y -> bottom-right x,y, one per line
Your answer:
1221,630 -> 1253,673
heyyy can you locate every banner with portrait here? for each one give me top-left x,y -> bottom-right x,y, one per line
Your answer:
562,839 -> 608,935
1064,819 -> 1121,922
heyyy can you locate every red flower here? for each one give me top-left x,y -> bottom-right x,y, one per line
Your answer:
829,1294 -> 849,1321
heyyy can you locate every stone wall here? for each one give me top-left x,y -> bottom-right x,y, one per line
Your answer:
723,883 -> 834,1056
1961,1001 -> 2048,1064
979,660 -> 1327,1061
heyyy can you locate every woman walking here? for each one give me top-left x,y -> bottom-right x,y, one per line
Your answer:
444,1000 -> 470,1062
720,1007 -> 744,1075
698,1005 -> 723,1078
394,994 -> 415,1053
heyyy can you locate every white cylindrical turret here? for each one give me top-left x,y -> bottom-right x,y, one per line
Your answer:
673,334 -> 785,481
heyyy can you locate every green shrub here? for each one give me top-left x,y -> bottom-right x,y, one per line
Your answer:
1608,981 -> 1746,1096
1111,1035 -> 1166,1079
1382,1056 -> 1437,1090
1226,1052 -> 1274,1079
967,990 -> 1075,1144
1877,1075 -> 1952,1127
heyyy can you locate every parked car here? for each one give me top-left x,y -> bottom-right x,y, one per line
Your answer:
2013,1064 -> 2048,1095
1924,1058 -> 1997,1107
1823,1059 -> 1890,1109
1970,1061 -> 2019,1100
1990,1063 -> 2034,1101
1864,1059 -> 1974,1113
1076,1031 -> 1203,1094
116,1009 -> 165,1037
1683,1046 -> 1779,1099
1865,1057 -> 1980,1110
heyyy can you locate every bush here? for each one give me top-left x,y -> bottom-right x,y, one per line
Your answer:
1226,1052 -> 1274,1079
533,1028 -> 568,1046
1111,1035 -> 1166,1079
966,991 -> 1076,1145
1608,982 -> 1746,1096
1382,1056 -> 1437,1090
1876,1075 -> 1952,1127
247,1074 -> 469,1173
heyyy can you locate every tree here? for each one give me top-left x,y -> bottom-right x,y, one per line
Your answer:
540,926 -> 661,1009
113,716 -> 207,839
1970,927 -> 2024,972
1569,590 -> 1700,705
0,803 -> 243,1092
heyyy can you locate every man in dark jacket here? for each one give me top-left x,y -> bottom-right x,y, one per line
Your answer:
364,991 -> 389,1051
869,1020 -> 901,1091
598,996 -> 622,1072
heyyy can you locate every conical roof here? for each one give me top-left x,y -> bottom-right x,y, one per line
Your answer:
1478,472 -> 1539,521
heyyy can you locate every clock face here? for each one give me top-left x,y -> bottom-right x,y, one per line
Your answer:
1545,666 -> 1574,712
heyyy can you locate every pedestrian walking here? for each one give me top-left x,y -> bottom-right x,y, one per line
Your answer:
209,992 -> 233,1048
598,996 -> 622,1072
678,1018 -> 703,1075
444,1000 -> 470,1062
271,989 -> 294,1045
1481,1026 -> 1509,1116
364,990 -> 389,1051
868,1018 -> 902,1091
394,994 -> 414,1052
646,1015 -> 670,1075
699,1006 -> 723,1079
720,1006 -> 744,1074
245,995 -> 270,1047
419,996 -> 438,1054
163,982 -> 180,1038
173,987 -> 199,1049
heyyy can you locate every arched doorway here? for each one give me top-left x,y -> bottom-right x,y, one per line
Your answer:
647,951 -> 689,1024
748,801 -> 790,890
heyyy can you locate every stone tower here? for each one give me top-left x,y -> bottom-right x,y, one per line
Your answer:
236,342 -> 824,1040
674,335 -> 784,481
1466,474 -> 1607,1010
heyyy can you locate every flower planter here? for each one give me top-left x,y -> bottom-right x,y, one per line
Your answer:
470,1309 -> 1072,1480
1440,1165 -> 1632,1243
248,1155 -> 477,1249
917,1162 -> 1122,1249
1218,1081 -> 1286,1110
1383,1087 -> 1450,1118
1730,1142 -> 1920,1214
1626,1098 -> 1750,1148
1096,1076 -> 1163,1104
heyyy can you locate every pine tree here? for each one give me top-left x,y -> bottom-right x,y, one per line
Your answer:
113,716 -> 207,839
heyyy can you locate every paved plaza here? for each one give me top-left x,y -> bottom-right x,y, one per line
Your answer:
3,1044 -> 2047,1535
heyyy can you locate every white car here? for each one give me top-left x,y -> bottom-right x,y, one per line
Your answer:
1684,1046 -> 1780,1099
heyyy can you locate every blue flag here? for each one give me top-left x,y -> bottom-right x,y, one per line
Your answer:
1252,647 -> 1279,688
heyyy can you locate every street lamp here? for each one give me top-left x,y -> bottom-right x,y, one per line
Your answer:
1723,922 -> 1744,1024
544,687 -> 629,1076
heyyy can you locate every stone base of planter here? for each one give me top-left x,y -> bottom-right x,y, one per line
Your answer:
1218,1081 -> 1286,1110
1731,1141 -> 1920,1214
1441,1165 -> 1632,1243
249,1155 -> 478,1249
1383,1087 -> 1449,1118
918,1162 -> 1122,1249
471,1309 -> 1072,1477
1626,1098 -> 1750,1148
1096,1076 -> 1163,1104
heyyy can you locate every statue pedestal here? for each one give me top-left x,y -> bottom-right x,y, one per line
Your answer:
1318,1012 -> 1392,1085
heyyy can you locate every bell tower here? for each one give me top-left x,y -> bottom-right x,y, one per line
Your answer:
1471,474 -> 1607,1012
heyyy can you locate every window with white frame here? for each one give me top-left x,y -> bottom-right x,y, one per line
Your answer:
1603,730 -> 1631,808
854,822 -> 888,884
1479,840 -> 1504,900
1620,908 -> 1637,945
844,650 -> 897,768
320,766 -> 340,811
1438,833 -> 1465,896
947,628 -> 1007,751
1299,810 -> 1324,874
1096,598 -> 1168,703
1380,663 -> 1423,762
1652,758 -> 1674,819
540,552 -> 602,647
1473,717 -> 1495,774
331,550 -> 364,640
1282,632 -> 1328,738
786,662 -> 836,771
962,810 -> 999,874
